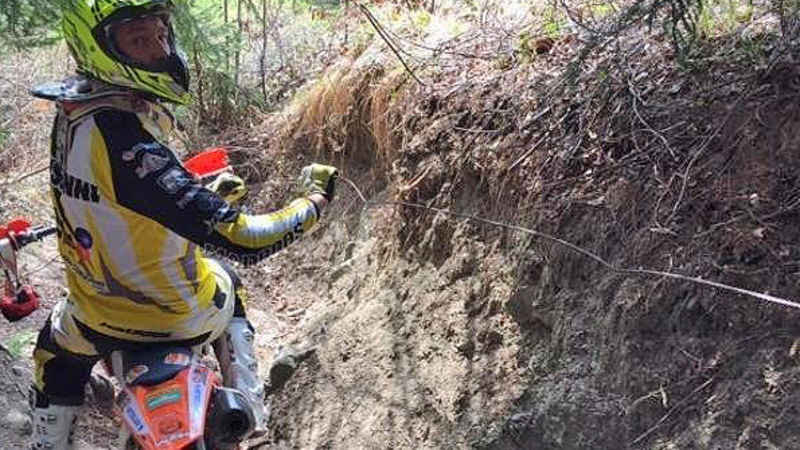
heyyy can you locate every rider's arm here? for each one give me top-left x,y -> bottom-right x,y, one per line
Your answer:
95,109 -> 319,265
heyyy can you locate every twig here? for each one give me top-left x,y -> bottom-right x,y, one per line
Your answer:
20,254 -> 60,279
628,81 -> 677,159
631,376 -> 716,445
453,126 -> 504,134
692,214 -> 745,238
665,85 -> 753,225
665,42 -> 799,224
506,133 -> 549,171
0,164 -> 48,187
357,3 -> 426,86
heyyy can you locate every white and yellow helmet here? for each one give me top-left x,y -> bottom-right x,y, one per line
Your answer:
62,0 -> 191,104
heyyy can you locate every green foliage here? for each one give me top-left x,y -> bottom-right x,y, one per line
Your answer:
736,35 -> 766,61
590,2 -> 616,18
569,1 -> 702,63
540,3 -> 568,38
4,329 -> 36,360
695,0 -> 755,38
632,0 -> 705,53
517,32 -> 537,64
413,10 -> 432,29
173,1 -> 267,129
0,0 -> 67,49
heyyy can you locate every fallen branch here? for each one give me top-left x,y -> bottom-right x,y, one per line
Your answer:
357,3 -> 426,86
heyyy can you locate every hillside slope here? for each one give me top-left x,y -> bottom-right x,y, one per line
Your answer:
248,19 -> 800,450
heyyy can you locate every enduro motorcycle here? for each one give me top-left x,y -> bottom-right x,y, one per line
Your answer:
1,149 -> 259,450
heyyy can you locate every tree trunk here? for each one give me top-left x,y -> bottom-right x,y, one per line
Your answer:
235,0 -> 242,89
192,44 -> 207,123
260,0 -> 268,102
224,0 -> 229,73
344,0 -> 350,46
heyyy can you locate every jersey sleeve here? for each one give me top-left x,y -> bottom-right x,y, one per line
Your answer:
94,109 -> 318,265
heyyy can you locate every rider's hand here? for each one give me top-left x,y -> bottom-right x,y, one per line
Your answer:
296,164 -> 338,200
207,172 -> 247,205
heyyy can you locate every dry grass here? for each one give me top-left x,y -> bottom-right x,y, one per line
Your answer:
257,0 -> 543,181
287,43 -> 406,172
0,44 -> 72,178
368,67 -> 408,169
0,44 -> 72,228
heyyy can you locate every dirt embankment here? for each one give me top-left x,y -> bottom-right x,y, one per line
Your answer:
251,25 -> 800,450
2,15 -> 800,450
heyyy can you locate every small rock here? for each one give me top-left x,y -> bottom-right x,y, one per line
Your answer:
330,260 -> 352,282
12,364 -> 28,377
3,408 -> 32,436
456,340 -> 476,359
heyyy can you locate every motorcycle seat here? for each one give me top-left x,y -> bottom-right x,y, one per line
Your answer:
120,345 -> 195,386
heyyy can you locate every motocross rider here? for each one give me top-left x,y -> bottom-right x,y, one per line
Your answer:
28,1 -> 337,448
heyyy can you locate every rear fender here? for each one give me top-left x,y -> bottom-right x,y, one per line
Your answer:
114,354 -> 219,450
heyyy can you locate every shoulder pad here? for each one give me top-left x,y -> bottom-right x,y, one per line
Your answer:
31,76 -> 176,137
30,76 -> 130,102
30,77 -> 89,101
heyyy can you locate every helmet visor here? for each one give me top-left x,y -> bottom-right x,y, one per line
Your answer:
94,7 -> 190,94
104,12 -> 176,71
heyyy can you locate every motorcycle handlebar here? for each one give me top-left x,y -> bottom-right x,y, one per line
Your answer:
11,226 -> 57,248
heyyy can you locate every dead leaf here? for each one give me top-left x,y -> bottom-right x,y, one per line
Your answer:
587,195 -> 605,206
789,338 -> 800,358
752,227 -> 766,239
764,366 -> 781,389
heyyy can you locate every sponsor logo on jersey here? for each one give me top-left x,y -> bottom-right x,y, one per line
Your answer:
100,322 -> 172,338
204,222 -> 306,265
124,403 -> 148,434
51,163 -> 100,203
145,386 -> 182,410
157,167 -> 192,194
123,142 -> 171,179
156,431 -> 190,447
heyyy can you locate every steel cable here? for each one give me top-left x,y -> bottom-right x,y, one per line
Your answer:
341,176 -> 800,311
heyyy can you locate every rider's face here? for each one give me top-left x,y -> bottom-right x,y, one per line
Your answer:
113,15 -> 171,65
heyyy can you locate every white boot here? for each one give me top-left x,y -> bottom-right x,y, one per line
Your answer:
214,317 -> 268,436
29,400 -> 79,450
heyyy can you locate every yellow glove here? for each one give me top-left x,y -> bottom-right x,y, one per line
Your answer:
296,164 -> 338,200
206,172 -> 247,205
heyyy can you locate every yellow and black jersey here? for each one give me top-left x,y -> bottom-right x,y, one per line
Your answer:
48,90 -> 317,341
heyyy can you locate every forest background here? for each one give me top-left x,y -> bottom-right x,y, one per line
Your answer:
2,1 -> 800,449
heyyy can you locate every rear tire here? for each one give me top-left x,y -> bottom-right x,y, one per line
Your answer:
119,426 -> 140,450
186,439 -> 210,449
122,435 -> 140,450
122,434 -> 214,450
